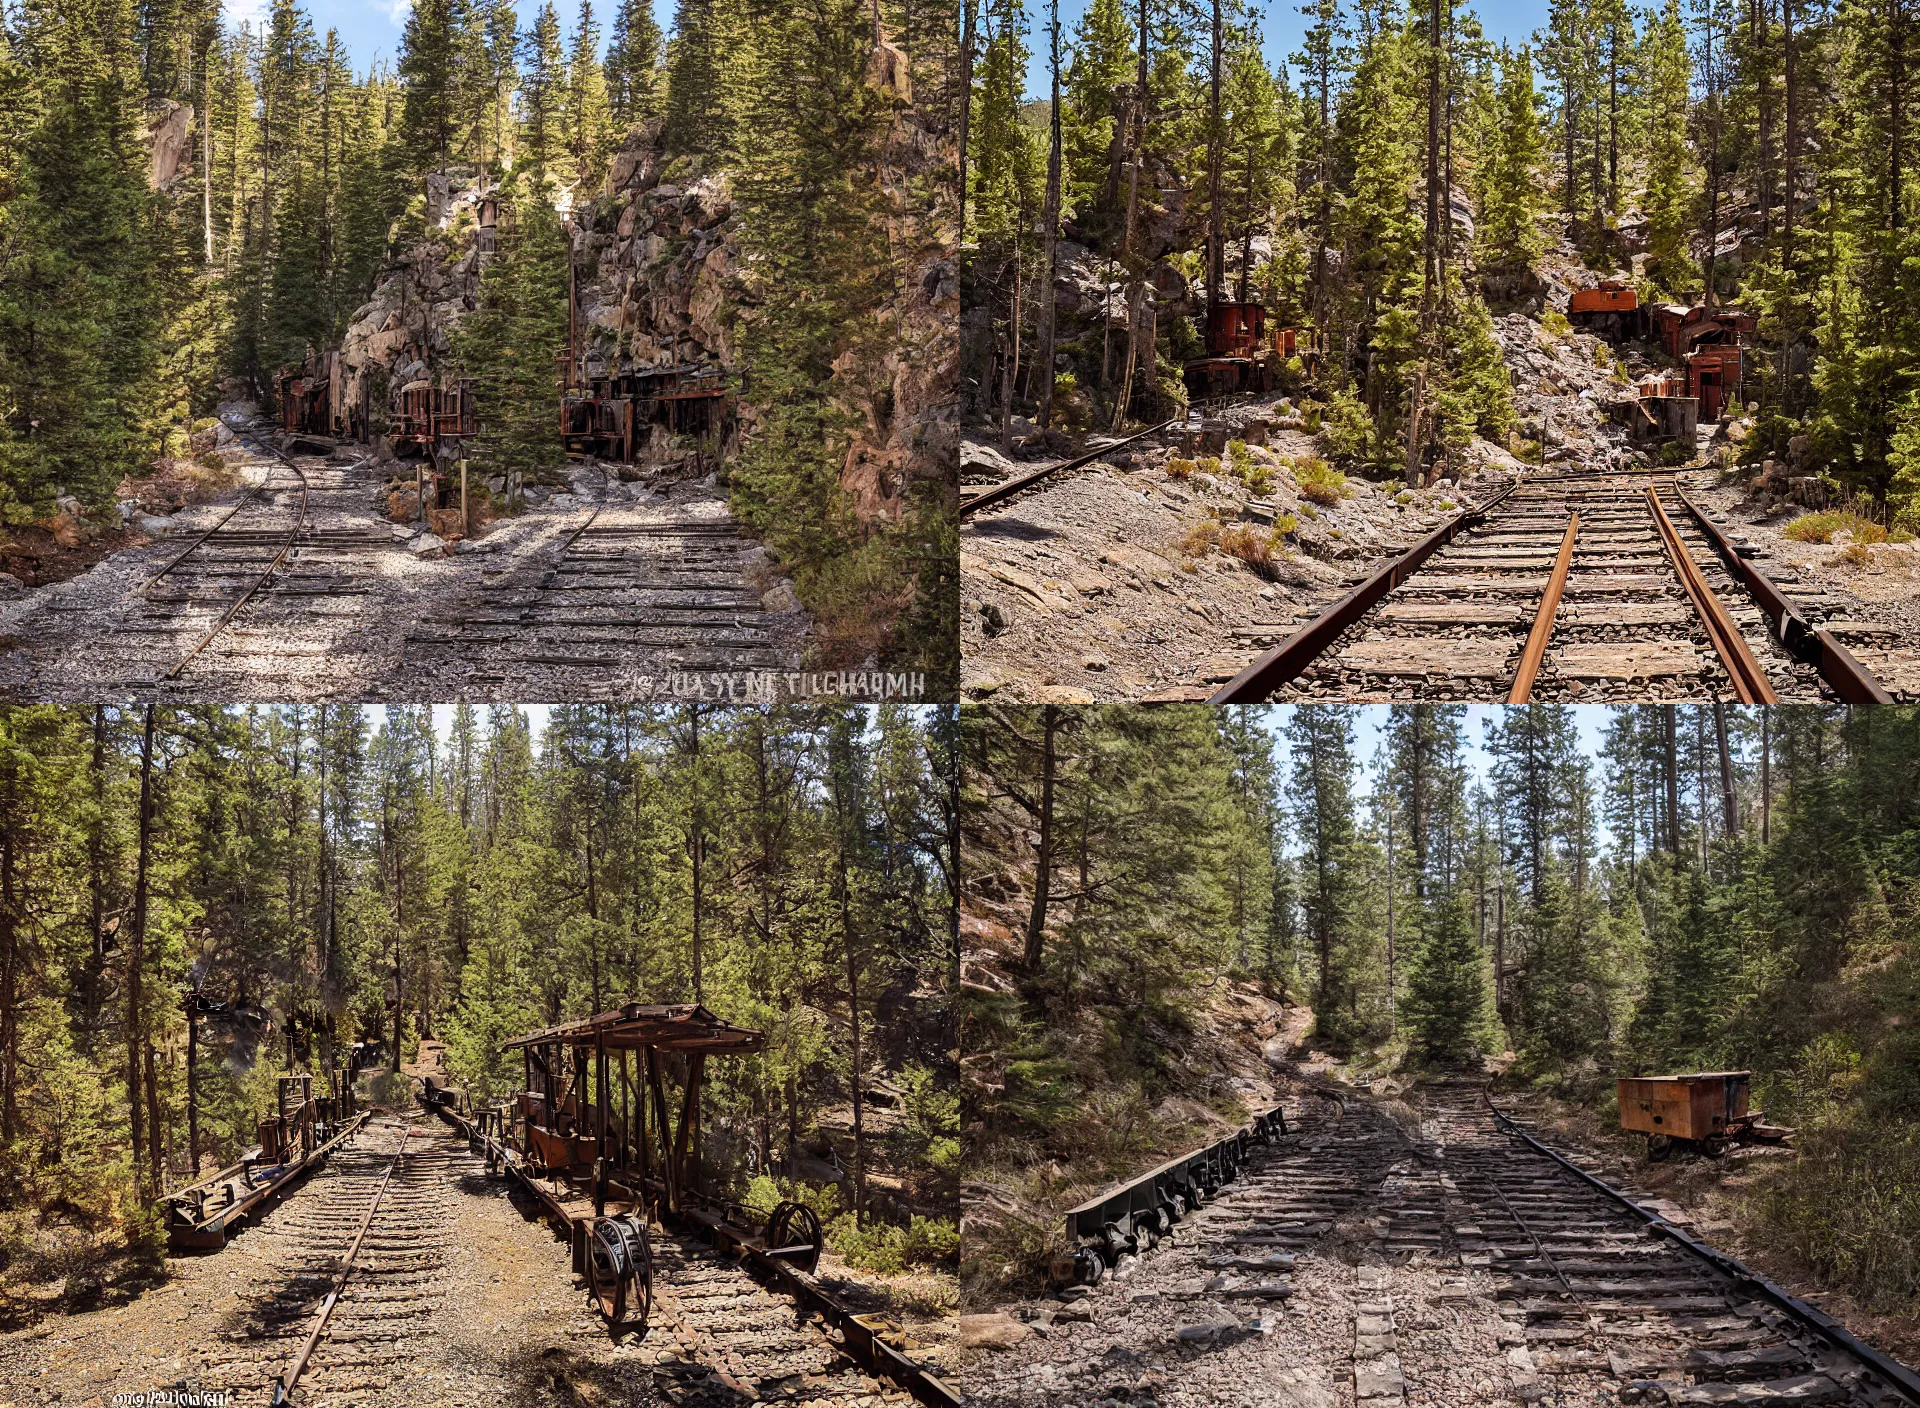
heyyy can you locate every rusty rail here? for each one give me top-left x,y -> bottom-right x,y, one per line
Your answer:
163,431 -> 310,680
1672,488 -> 1894,704
269,1122 -> 413,1407
1646,487 -> 1777,703
1210,479 -> 1522,703
959,418 -> 1180,518
1485,1093 -> 1920,1407
1508,513 -> 1578,703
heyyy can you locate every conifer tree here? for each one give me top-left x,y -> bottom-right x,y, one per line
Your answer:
1478,43 -> 1545,267
1642,0 -> 1697,290
519,2 -> 567,175
450,174 -> 571,480
563,0 -> 613,185
605,0 -> 664,128
1404,890 -> 1498,1064
398,0 -> 471,172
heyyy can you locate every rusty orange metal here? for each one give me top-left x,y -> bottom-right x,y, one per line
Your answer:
1508,513 -> 1578,703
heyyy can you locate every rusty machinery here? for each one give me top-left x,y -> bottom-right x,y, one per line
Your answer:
163,1072 -> 366,1250
559,362 -> 729,467
1181,302 -> 1326,402
423,1001 -> 960,1408
274,347 -> 471,458
1054,1105 -> 1290,1285
1568,281 -> 1648,340
1617,1070 -> 1794,1159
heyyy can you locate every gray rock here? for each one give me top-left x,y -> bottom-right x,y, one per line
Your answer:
1175,1321 -> 1236,1344
1054,1303 -> 1094,1324
410,533 -> 448,558
761,582 -> 800,613
1057,1284 -> 1094,1303
955,1313 -> 1032,1351
0,573 -> 23,591
135,514 -> 174,537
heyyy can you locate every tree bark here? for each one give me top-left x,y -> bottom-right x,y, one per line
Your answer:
1714,702 -> 1739,836
128,706 -> 158,1205
1038,0 -> 1063,429
1022,706 -> 1059,971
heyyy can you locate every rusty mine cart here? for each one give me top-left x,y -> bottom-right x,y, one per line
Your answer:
1618,1070 -> 1795,1159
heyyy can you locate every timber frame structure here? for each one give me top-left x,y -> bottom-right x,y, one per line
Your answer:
425,1001 -> 961,1408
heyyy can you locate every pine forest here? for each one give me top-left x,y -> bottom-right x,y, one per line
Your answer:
0,703 -> 959,1326
961,703 -> 1920,1366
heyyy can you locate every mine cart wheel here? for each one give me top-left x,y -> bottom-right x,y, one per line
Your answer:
586,1214 -> 653,1328
1700,1134 -> 1729,1158
1646,1133 -> 1675,1162
1131,1212 -> 1161,1250
1157,1197 -> 1181,1232
766,1200 -> 823,1276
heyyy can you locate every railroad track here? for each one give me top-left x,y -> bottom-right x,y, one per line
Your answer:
959,416 -> 1197,518
1212,469 -> 1890,703
1061,1083 -> 1918,1407
403,465 -> 794,693
99,427 -> 391,689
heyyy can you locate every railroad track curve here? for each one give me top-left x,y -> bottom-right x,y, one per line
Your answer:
1211,469 -> 1891,704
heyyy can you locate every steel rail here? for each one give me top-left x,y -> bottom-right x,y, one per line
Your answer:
1671,488 -> 1894,704
1209,478 -> 1523,703
270,1121 -> 414,1407
1508,513 -> 1578,703
1484,1095 -> 1920,1407
959,418 -> 1180,518
162,433 -> 311,680
1645,486 -> 1777,703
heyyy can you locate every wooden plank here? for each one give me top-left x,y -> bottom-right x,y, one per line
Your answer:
1378,601 -> 1530,626
1335,638 -> 1515,678
1397,575 -> 1548,594
1563,574 -> 1670,594
1561,603 -> 1694,627
1818,618 -> 1902,638
1553,641 -> 1704,679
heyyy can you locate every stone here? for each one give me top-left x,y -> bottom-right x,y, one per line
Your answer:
0,573 -> 23,591
135,514 -> 174,537
410,533 -> 448,559
1082,654 -> 1110,671
760,582 -> 800,613
1053,1303 -> 1094,1324
1671,1376 -> 1848,1406
1057,1285 -> 1093,1303
955,1313 -> 1032,1351
1175,1322 -> 1236,1344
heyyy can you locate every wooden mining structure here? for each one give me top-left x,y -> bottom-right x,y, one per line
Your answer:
162,1071 -> 366,1250
423,1001 -> 960,1408
274,346 -> 474,459
1181,301 -> 1326,402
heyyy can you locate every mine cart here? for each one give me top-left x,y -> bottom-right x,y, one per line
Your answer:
1617,1070 -> 1794,1158
1053,1106 -> 1289,1286
1568,281 -> 1647,341
392,378 -> 476,457
163,1072 -> 366,1250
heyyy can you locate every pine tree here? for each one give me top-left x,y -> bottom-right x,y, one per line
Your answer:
1404,890 -> 1498,1064
1478,43 -> 1545,267
450,174 -> 572,480
1642,0 -> 1697,291
605,0 -> 664,128
519,1 -> 567,175
398,0 -> 471,172
563,0 -> 613,185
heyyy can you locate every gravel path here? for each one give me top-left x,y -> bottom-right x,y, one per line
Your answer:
0,438 -> 807,702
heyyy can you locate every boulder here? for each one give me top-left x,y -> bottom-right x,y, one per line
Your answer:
761,582 -> 800,613
135,514 -> 174,537
410,533 -> 448,559
956,1313 -> 1033,1351
0,573 -> 23,592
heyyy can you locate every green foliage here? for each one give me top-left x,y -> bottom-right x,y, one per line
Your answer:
1404,893 -> 1499,1065
1478,45 -> 1547,267
449,175 -> 571,480
1316,389 -> 1374,466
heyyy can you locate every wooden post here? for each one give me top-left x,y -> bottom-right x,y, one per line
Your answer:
185,1000 -> 199,1178
459,459 -> 468,536
646,1047 -> 674,1212
594,1031 -> 608,1217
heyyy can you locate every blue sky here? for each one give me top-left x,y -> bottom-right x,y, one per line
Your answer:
1020,0 -> 1547,101
230,0 -> 667,67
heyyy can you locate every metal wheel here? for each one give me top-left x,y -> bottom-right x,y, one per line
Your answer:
1701,1134 -> 1728,1158
586,1214 -> 653,1327
766,1200 -> 823,1276
1646,1133 -> 1675,1162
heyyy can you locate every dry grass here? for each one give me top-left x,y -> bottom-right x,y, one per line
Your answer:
1165,457 -> 1197,480
1785,510 -> 1888,546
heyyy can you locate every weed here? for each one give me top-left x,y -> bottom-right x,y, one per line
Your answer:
1785,511 -> 1888,545
1197,455 -> 1222,477
1273,512 -> 1299,535
1244,464 -> 1275,495
1165,457 -> 1196,480
1837,541 -> 1874,568
1178,519 -> 1221,556
1301,502 -> 1318,520
1226,439 -> 1253,477
1218,524 -> 1282,576
1294,455 -> 1347,506
1542,311 -> 1572,336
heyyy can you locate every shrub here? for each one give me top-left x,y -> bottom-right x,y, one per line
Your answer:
1225,439 -> 1253,477
1837,541 -> 1874,568
1784,511 -> 1888,545
1218,524 -> 1280,575
1179,519 -> 1222,556
1541,310 -> 1572,336
1658,440 -> 1695,465
1317,388 -> 1372,464
1244,464 -> 1275,495
1165,457 -> 1196,480
1197,455 -> 1222,476
1294,455 -> 1347,506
